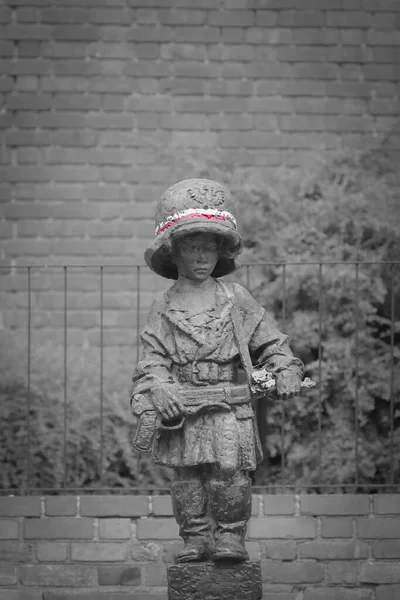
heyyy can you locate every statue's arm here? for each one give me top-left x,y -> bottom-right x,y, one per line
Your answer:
130,329 -> 183,422
232,283 -> 304,399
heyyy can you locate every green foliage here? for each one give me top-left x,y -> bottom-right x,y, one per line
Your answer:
0,333 -> 173,491
1,147 -> 399,492
228,148 -> 400,490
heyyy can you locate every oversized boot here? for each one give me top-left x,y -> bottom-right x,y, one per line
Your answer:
209,473 -> 252,562
171,480 -> 210,563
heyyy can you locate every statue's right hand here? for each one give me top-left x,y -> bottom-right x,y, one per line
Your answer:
152,387 -> 184,422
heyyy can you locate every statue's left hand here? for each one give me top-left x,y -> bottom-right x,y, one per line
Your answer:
275,371 -> 301,400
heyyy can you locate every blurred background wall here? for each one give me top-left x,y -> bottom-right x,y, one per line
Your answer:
0,0 -> 399,346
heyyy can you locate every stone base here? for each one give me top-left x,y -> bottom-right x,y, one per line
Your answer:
167,560 -> 262,600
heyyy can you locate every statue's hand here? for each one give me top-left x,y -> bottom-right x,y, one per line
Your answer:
275,371 -> 301,400
152,386 -> 184,422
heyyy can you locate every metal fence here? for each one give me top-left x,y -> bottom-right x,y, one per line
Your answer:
0,261 -> 399,494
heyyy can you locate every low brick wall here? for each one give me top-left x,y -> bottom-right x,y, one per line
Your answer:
0,494 -> 399,600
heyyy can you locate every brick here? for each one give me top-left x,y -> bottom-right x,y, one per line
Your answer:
208,10 -> 254,26
45,497 -> 77,517
0,541 -> 34,562
209,114 -> 253,130
358,518 -> 400,538
51,130 -> 97,147
99,518 -> 131,539
0,76 -> 13,92
135,44 -> 161,60
279,10 -> 324,26
300,540 -> 368,560
137,518 -> 179,540
326,10 -> 372,27
0,7 -> 12,23
20,564 -> 93,586
42,76 -> 88,93
3,25 -> 52,40
80,496 -> 148,517
92,8 -> 135,24
374,495 -> 400,515
360,562 -> 400,584
53,60 -> 100,76
24,517 -> 93,539
171,26 -> 220,43
280,80 -> 326,96
366,30 -> 400,45
0,497 -> 41,517
0,520 -> 18,539
152,496 -> 173,516
301,495 -> 369,516
42,42 -> 87,58
327,561 -> 359,584
98,565 -> 141,586
71,542 -> 128,561
17,148 -> 40,164
255,10 -> 277,26
53,94 -> 101,111
0,591 -> 42,600
145,562 -> 167,586
322,517 -> 353,538
376,585 -> 400,600
220,131 -> 285,149
36,542 -> 68,562
171,131 -> 217,148
304,589 -> 373,600
262,561 -> 325,584
1,59 -> 51,75
0,42 -> 13,57
41,8 -> 88,23
262,540 -> 297,560
221,27 -> 245,42
372,540 -> 400,559
44,594 -> 167,600
0,564 -> 17,585
263,495 -> 295,515
292,63 -> 338,80
248,517 -> 316,539
53,25 -> 98,41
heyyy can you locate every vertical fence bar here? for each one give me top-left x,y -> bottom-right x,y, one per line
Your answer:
282,263 -> 287,330
24,266 -> 31,494
63,266 -> 68,488
318,263 -> 323,485
280,263 -> 287,483
99,266 -> 104,487
136,266 -> 141,364
389,263 -> 395,485
354,262 -> 360,486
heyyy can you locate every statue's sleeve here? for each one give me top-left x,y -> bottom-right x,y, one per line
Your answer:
233,283 -> 304,377
129,302 -> 177,415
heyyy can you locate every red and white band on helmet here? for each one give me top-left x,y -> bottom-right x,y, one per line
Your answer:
155,208 -> 238,236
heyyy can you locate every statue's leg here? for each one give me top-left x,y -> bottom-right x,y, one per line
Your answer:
208,468 -> 252,562
171,466 -> 210,563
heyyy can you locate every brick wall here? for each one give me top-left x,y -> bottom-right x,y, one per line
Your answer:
0,0 -> 399,345
0,493 -> 400,599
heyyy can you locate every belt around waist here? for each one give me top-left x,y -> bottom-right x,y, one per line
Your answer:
178,383 -> 251,406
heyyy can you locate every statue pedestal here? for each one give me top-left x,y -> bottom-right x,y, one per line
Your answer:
167,560 -> 262,600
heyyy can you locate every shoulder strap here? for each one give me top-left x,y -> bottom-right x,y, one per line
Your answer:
217,280 -> 254,390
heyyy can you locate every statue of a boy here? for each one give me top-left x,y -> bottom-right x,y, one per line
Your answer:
130,179 -> 303,564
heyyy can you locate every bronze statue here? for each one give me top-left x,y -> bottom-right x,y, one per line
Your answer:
130,179 -> 307,565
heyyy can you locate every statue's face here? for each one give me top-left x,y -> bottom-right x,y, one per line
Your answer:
173,232 -> 219,282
